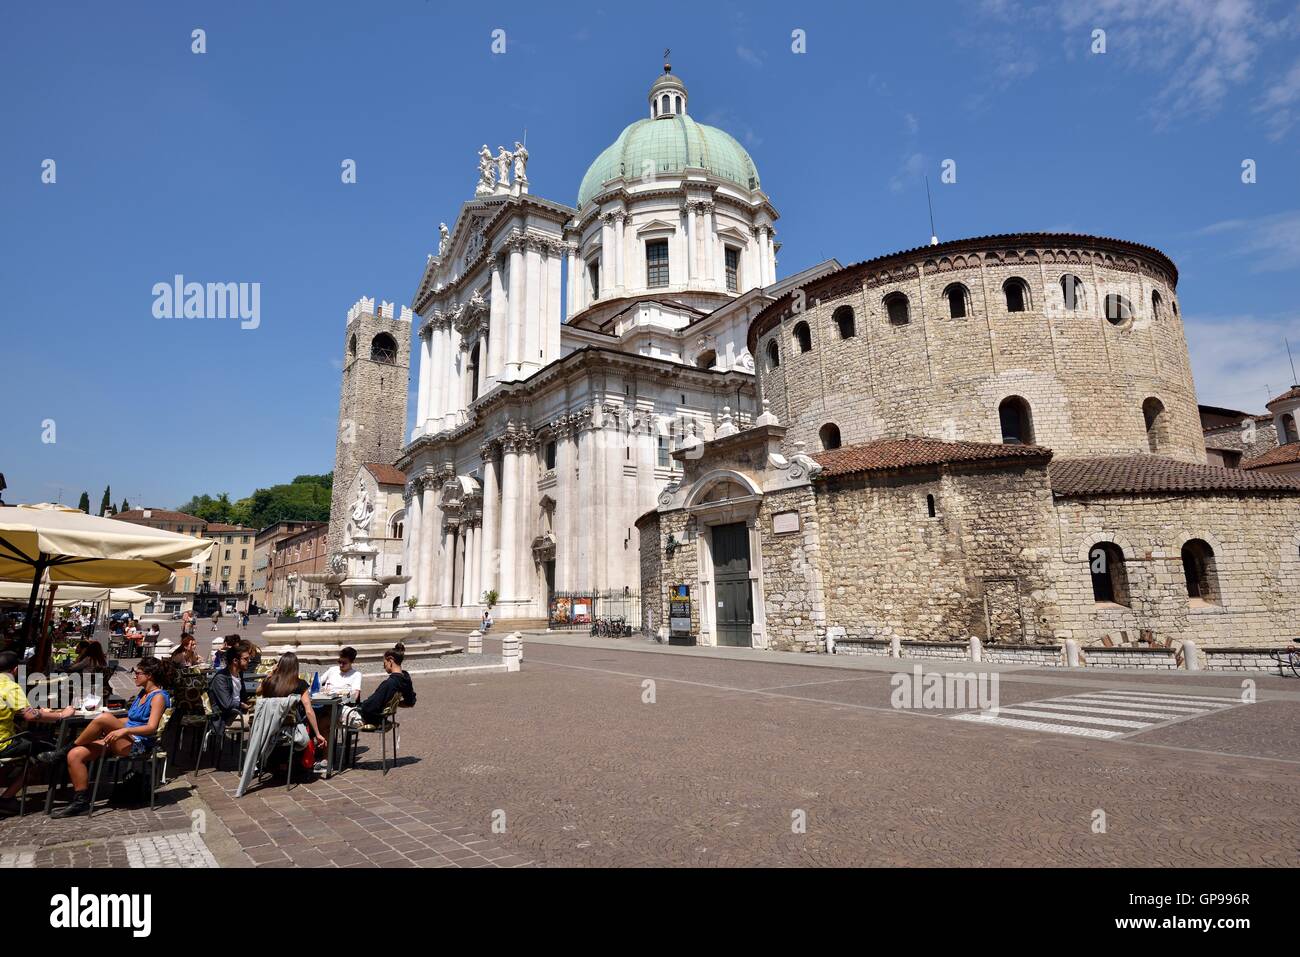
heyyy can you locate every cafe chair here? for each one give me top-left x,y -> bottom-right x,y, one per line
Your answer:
88,708 -> 172,817
339,693 -> 402,775
195,699 -> 254,774
0,732 -> 32,817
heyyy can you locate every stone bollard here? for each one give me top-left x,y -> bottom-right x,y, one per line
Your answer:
825,626 -> 845,655
1181,639 -> 1199,671
889,635 -> 901,659
502,631 -> 522,673
1064,639 -> 1081,668
154,637 -> 176,658
467,629 -> 482,655
969,635 -> 982,663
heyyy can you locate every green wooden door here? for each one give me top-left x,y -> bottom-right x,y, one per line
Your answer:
712,522 -> 753,647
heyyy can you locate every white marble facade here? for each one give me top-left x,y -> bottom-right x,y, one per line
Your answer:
396,67 -> 807,621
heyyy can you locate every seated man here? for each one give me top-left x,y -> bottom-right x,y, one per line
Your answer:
320,647 -> 362,702
0,650 -> 74,815
207,640 -> 252,741
346,648 -> 415,728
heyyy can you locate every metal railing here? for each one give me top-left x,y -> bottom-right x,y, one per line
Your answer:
549,589 -> 641,633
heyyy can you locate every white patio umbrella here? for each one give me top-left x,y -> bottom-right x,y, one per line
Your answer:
0,503 -> 213,662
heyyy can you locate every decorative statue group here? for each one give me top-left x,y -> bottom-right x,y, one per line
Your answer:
345,487 -> 374,547
476,141 -> 528,196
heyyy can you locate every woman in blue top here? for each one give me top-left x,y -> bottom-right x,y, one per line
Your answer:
40,656 -> 175,818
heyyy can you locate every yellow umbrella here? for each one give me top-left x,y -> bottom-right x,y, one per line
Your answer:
0,503 -> 213,658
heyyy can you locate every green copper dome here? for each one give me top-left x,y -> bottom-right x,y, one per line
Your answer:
577,114 -> 761,208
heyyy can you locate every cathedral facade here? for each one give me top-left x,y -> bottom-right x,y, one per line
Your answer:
394,65 -> 803,622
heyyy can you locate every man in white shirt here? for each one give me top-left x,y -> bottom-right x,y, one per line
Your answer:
320,647 -> 362,702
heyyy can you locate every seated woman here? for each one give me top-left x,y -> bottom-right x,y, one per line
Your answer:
38,656 -> 175,818
170,634 -> 202,669
258,653 -> 327,772
65,640 -> 107,675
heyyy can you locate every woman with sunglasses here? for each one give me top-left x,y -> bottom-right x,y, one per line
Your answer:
39,656 -> 175,818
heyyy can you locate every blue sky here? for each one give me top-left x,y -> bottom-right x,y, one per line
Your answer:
1,0 -> 1297,510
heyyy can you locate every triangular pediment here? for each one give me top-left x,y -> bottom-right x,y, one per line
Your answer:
636,218 -> 679,236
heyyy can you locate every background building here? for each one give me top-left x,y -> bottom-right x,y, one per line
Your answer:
269,522 -> 330,612
253,520 -> 324,613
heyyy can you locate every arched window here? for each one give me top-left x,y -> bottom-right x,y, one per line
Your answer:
1003,277 -> 1029,312
390,518 -> 404,540
661,94 -> 670,115
819,423 -> 842,450
675,95 -> 682,114
926,494 -> 936,518
348,333 -> 357,357
1142,397 -> 1168,453
943,283 -> 969,319
998,396 -> 1034,445
695,350 -> 716,370
793,321 -> 812,353
1089,542 -> 1130,605
468,342 -> 481,402
833,305 -> 856,339
370,332 -> 398,363
1283,413 -> 1299,444
766,338 -> 780,369
1060,274 -> 1085,311
1104,294 -> 1132,324
1181,539 -> 1218,602
1151,290 -> 1163,320
884,292 -> 910,325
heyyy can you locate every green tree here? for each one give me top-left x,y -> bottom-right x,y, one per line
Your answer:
120,499 -> 130,513
98,486 -> 111,516
76,491 -> 90,513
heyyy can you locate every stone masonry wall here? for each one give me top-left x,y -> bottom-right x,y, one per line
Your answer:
756,241 -> 1203,464
1049,492 -> 1300,648
637,511 -> 662,637
757,485 -> 824,651
813,462 -> 1059,644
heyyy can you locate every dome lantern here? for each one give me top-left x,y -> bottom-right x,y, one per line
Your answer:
649,63 -> 687,119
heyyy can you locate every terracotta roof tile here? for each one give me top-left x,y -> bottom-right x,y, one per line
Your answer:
364,463 -> 407,486
813,436 -> 1051,478
1050,455 -> 1300,496
1241,443 -> 1300,470
1267,385 -> 1300,408
205,523 -> 255,533
113,509 -> 205,525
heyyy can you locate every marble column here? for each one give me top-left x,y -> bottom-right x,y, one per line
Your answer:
498,431 -> 522,601
523,239 -> 543,376
553,418 -> 574,592
686,203 -> 698,282
440,523 -> 457,607
479,442 -> 500,597
564,240 -> 579,320
518,433 -> 538,612
425,320 -> 444,431
404,482 -> 422,604
545,244 -> 563,364
417,479 -> 438,616
414,329 -> 430,437
488,254 -> 508,383
463,521 -> 479,607
599,215 -> 615,299
614,214 -> 626,293
506,239 -> 525,379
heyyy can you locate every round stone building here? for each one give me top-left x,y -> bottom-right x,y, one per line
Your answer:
748,233 -> 1203,463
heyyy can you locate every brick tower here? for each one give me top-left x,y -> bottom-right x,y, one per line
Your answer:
327,297 -> 412,558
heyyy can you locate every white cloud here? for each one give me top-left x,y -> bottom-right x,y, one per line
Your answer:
1196,210 -> 1300,272
1256,56 -> 1300,138
889,152 -> 930,193
903,112 -> 920,134
736,45 -> 764,68
1186,310 -> 1300,409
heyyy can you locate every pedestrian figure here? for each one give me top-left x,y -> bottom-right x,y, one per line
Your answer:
210,609 -> 220,632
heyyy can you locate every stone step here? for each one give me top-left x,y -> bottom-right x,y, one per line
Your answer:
431,618 -> 547,634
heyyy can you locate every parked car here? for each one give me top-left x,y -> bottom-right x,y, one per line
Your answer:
318,609 -> 338,622
296,609 -> 311,620
170,611 -> 183,620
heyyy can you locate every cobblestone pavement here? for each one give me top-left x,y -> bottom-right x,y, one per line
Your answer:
373,636 -> 1300,867
191,769 -> 532,867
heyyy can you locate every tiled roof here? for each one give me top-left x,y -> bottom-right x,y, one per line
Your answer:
113,509 -> 205,525
205,523 -> 255,533
1050,455 -> 1300,496
1241,443 -> 1300,470
812,436 -> 1051,478
364,463 -> 407,486
1266,385 -> 1300,408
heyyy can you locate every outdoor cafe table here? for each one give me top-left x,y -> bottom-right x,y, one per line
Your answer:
309,694 -> 346,778
42,707 -> 127,814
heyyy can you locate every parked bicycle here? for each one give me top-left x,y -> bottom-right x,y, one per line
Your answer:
1269,638 -> 1300,678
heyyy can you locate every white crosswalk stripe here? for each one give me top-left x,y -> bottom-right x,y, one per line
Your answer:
947,687 -> 1240,739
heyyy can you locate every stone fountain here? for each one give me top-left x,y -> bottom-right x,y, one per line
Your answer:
260,488 -> 460,669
